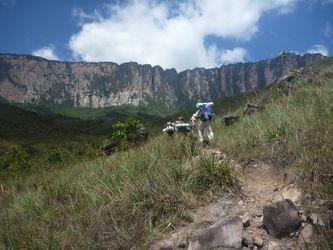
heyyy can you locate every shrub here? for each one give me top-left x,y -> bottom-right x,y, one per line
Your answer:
46,148 -> 68,164
112,115 -> 143,141
0,145 -> 32,177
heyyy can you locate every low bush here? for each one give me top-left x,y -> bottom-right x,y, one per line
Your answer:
0,145 -> 32,178
0,134 -> 238,249
112,115 -> 143,141
189,154 -> 235,193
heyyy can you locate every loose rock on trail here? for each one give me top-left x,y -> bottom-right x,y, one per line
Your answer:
151,148 -> 319,250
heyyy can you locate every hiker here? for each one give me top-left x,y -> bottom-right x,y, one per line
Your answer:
175,116 -> 184,125
163,121 -> 176,136
191,102 -> 214,144
175,116 -> 185,133
175,116 -> 192,134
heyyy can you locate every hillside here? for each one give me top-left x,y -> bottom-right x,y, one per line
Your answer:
0,52 -> 325,108
0,57 -> 332,249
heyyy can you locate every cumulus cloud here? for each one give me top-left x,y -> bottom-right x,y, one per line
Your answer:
32,46 -> 60,60
69,0 -> 297,71
306,44 -> 329,56
220,47 -> 248,64
72,7 -> 102,25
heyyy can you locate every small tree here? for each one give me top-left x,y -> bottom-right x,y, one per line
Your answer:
279,49 -> 288,58
0,145 -> 32,177
111,115 -> 143,141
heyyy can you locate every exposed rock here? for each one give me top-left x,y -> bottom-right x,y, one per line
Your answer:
309,213 -> 325,226
244,103 -> 265,116
151,240 -> 174,250
298,210 -> 308,222
263,199 -> 302,238
102,127 -> 148,155
129,128 -> 148,145
281,187 -> 301,203
237,200 -> 245,206
267,241 -> 281,250
224,115 -> 240,126
242,232 -> 254,248
238,212 -> 251,227
0,53 -> 326,108
270,194 -> 284,203
299,223 -> 313,244
101,141 -> 118,155
252,231 -> 264,247
283,169 -> 301,185
188,217 -> 243,249
182,210 -> 196,223
176,235 -> 188,248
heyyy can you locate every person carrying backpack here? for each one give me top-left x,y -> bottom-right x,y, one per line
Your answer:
163,121 -> 176,136
191,102 -> 214,144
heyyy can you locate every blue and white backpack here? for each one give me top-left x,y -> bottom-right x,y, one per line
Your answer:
199,103 -> 214,122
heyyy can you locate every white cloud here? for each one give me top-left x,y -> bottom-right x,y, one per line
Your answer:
72,7 -> 102,25
322,0 -> 333,4
32,46 -> 60,60
219,47 -> 248,65
306,44 -> 329,56
309,0 -> 333,5
324,22 -> 333,38
69,0 -> 298,71
0,0 -> 15,7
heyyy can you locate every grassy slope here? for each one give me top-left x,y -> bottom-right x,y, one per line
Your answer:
0,136 -> 235,249
0,102 -> 113,171
214,58 -> 333,196
1,58 -> 332,248
15,102 -> 178,120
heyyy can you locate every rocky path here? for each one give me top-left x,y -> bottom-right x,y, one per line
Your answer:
152,149 -> 315,250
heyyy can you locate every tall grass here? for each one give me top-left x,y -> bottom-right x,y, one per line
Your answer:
213,61 -> 333,247
0,135 -> 235,249
1,58 -> 332,248
215,62 -> 333,197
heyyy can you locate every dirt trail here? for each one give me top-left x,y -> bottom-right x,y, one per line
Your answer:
152,149 -> 302,249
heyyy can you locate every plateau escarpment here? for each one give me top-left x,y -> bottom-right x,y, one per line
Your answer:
0,53 -> 326,108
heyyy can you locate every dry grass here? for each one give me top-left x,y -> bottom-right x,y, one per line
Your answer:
0,135 -> 235,249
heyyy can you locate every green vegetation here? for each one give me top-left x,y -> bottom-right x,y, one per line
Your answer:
214,58 -> 333,198
111,115 -> 143,141
279,49 -> 289,57
0,145 -> 32,178
0,57 -> 332,248
0,136 -> 235,249
15,102 -> 177,120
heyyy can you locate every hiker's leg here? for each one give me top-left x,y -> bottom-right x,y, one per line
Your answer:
207,123 -> 214,140
198,122 -> 204,142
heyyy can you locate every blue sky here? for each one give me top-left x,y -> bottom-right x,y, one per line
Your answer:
0,0 -> 332,71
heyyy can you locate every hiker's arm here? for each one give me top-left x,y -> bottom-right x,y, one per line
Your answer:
191,110 -> 200,124
192,110 -> 200,119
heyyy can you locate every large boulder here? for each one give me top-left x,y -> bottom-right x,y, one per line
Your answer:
263,199 -> 301,238
281,187 -> 302,203
128,127 -> 148,145
188,217 -> 243,249
244,103 -> 264,116
151,240 -> 174,250
102,128 -> 148,155
101,140 -> 119,155
224,115 -> 240,126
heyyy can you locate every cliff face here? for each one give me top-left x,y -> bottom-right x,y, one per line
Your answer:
0,53 -> 326,108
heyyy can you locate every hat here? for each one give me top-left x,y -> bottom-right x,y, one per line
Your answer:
196,103 -> 203,109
